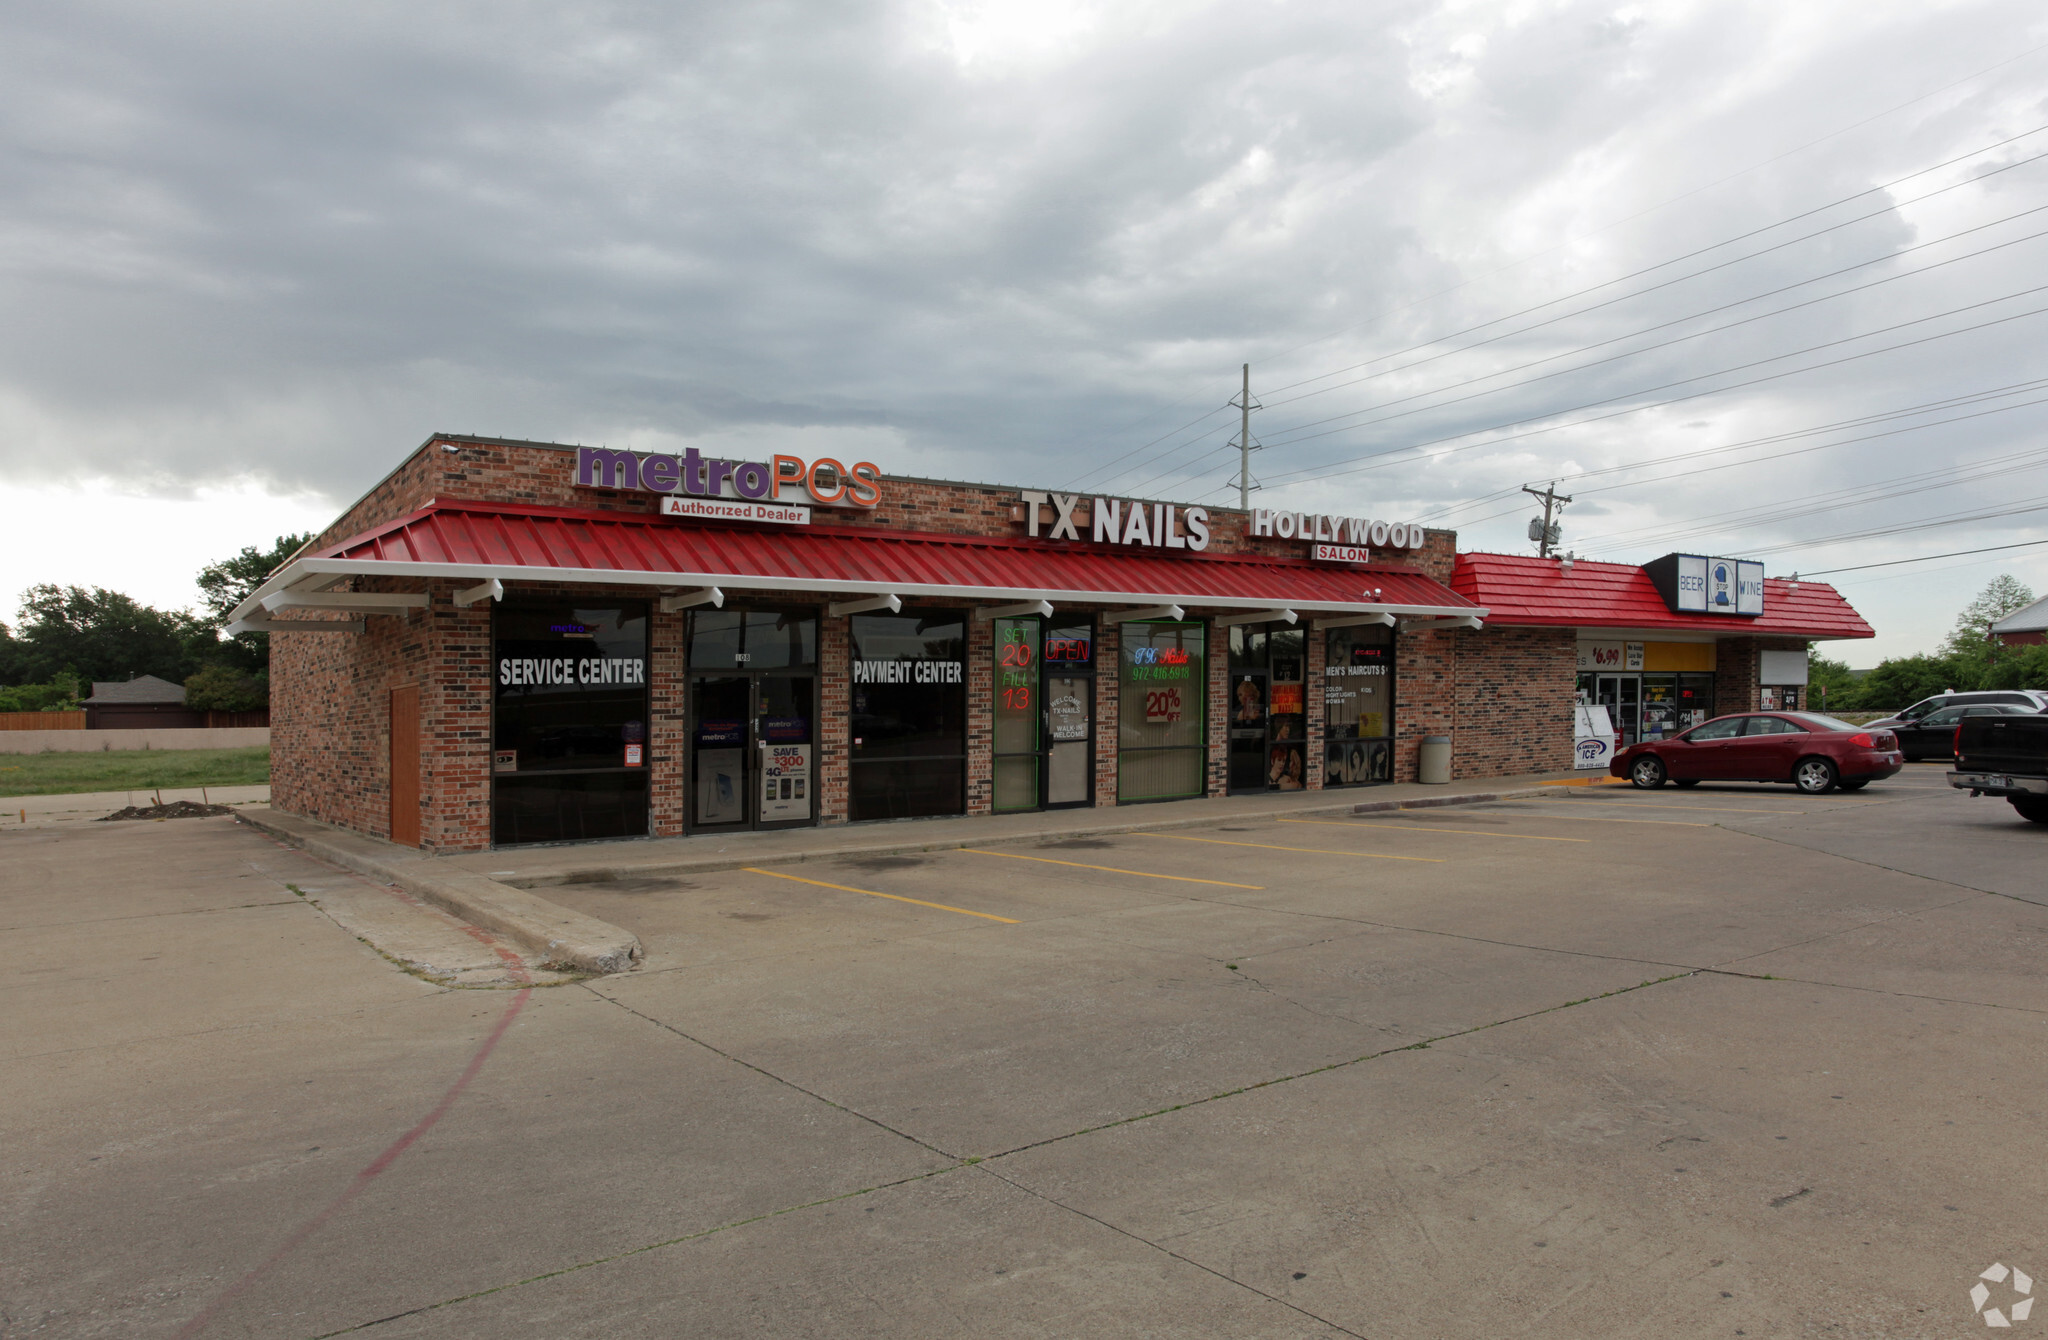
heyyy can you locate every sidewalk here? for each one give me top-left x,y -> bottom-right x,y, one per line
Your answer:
0,785 -> 271,828
452,769 -> 1585,886
239,770 -> 1580,975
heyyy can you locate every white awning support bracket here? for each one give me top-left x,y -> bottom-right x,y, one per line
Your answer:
261,590 -> 429,617
1117,604 -> 1185,622
1400,615 -> 1484,632
974,599 -> 1053,621
224,616 -> 367,636
1312,612 -> 1397,631
658,587 -> 724,613
828,593 -> 902,617
453,578 -> 504,608
1213,608 -> 1296,628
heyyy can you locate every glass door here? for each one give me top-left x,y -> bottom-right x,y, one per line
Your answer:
1595,674 -> 1643,747
690,675 -> 751,828
1042,620 -> 1095,808
687,608 -> 819,832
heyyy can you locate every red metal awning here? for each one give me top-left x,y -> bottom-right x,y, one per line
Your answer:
1452,552 -> 1874,639
229,500 -> 1486,624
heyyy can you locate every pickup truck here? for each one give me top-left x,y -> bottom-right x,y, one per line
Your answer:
1949,713 -> 2048,823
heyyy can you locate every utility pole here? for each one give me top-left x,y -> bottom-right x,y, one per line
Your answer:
1522,482 -> 1572,558
1230,364 -> 1261,511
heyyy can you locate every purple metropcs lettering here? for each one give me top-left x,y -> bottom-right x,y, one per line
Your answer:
577,447 -> 776,501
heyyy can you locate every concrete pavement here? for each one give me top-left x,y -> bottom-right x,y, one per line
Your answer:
5,771 -> 2044,1337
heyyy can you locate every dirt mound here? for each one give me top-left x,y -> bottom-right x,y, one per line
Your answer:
98,801 -> 235,822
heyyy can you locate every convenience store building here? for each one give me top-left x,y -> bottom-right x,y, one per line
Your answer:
230,434 -> 1873,851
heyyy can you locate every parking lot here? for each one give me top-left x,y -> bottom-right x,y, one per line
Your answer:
5,765 -> 2046,1337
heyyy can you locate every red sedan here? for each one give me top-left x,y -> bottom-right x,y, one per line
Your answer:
1608,711 -> 1904,794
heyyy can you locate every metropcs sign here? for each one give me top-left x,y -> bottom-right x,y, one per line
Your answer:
575,446 -> 882,525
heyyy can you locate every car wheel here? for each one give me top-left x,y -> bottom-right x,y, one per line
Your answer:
1793,756 -> 1838,794
1673,779 -> 1700,788
2011,796 -> 2048,824
1837,779 -> 1869,791
1629,756 -> 1667,789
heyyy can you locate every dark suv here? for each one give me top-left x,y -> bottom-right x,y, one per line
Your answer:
1886,690 -> 2048,722
1882,702 -> 2041,761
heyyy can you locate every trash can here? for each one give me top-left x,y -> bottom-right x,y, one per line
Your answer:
1418,735 -> 1452,785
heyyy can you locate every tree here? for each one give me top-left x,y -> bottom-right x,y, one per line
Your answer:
196,533 -> 317,674
0,672 -> 83,713
0,619 -> 22,685
1979,642 -> 2048,692
1943,575 -> 2035,655
10,584 -> 205,686
1806,652 -> 1862,712
183,664 -> 269,712
1852,653 -> 1971,713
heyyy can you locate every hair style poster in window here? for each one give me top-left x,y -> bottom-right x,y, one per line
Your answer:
1268,743 -> 1305,790
1233,675 -> 1264,724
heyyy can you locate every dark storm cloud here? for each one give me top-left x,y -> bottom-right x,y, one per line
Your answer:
4,0 -> 2048,646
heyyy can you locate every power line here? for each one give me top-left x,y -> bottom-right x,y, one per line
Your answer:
1253,290 -> 2048,493
1248,41 -> 2048,376
1103,116 -> 2048,501
1256,183 -> 2048,447
1258,124 -> 2048,407
1412,376 -> 2048,524
1796,539 -> 2048,578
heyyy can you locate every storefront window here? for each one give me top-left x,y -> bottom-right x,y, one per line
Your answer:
849,612 -> 966,821
1324,625 -> 1394,786
1119,621 -> 1206,802
992,618 -> 1041,812
492,604 -> 650,845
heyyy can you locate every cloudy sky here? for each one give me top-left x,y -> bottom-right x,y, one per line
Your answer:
6,0 -> 2048,661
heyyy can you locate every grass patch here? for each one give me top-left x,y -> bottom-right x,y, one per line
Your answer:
0,746 -> 270,797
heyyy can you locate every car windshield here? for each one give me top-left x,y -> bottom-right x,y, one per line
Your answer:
1785,712 -> 1858,733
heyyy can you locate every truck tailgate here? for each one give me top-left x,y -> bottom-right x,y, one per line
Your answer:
1956,714 -> 2048,775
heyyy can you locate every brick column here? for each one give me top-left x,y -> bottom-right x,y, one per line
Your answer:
1205,619 -> 1228,797
1395,627 -> 1454,784
648,605 -> 687,837
819,615 -> 850,823
1306,624 -> 1327,789
965,614 -> 994,815
1718,637 -> 1761,716
423,583 -> 493,851
1094,621 -> 1119,806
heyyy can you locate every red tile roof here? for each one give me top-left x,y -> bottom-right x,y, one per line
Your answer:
304,501 -> 1483,616
1451,551 -> 1874,639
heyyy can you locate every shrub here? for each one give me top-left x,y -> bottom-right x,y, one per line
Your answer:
183,665 -> 269,713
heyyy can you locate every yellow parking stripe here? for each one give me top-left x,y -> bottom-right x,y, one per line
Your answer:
743,868 -> 1020,923
1533,799 -> 1807,815
964,848 -> 1264,889
1512,813 -> 1712,827
1137,832 -> 1442,862
1280,818 -> 1589,843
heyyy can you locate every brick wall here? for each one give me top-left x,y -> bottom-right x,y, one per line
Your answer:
1715,636 -> 1813,715
1094,623 -> 1119,806
275,433 -> 1499,850
1450,626 -> 1576,779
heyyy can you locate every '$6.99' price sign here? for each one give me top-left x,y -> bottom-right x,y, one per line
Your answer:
1144,686 -> 1183,724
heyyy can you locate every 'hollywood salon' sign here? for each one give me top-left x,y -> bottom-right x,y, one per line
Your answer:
576,446 -> 883,509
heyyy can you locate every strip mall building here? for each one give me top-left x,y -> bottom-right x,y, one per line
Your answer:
229,435 -> 1875,851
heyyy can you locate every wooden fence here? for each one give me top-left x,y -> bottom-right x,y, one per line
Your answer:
0,711 -> 88,731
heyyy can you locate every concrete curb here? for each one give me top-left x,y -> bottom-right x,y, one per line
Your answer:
1352,786 -> 1551,813
236,808 -> 643,975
